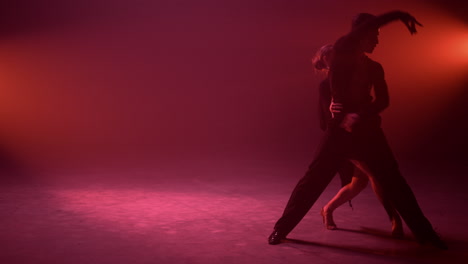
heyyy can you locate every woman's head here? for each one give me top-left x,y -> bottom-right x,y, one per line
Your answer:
312,44 -> 334,71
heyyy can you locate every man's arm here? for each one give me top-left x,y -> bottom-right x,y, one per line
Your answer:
357,62 -> 389,117
350,10 -> 422,40
330,10 -> 421,116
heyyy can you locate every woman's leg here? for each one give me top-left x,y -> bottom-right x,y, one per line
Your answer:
321,161 -> 368,229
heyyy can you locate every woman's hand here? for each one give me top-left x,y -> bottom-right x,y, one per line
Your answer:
329,101 -> 343,118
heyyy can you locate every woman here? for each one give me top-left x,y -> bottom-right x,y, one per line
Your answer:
312,44 -> 403,237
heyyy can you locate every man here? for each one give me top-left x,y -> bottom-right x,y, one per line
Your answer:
268,10 -> 447,249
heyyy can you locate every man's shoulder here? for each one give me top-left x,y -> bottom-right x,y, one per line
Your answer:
365,57 -> 385,77
333,34 -> 358,52
365,57 -> 384,69
365,56 -> 380,65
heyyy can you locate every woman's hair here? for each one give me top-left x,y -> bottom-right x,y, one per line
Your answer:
312,44 -> 334,72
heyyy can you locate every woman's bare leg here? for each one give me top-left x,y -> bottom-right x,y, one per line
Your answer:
321,169 -> 368,229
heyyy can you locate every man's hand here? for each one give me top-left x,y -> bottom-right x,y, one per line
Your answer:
340,113 -> 360,133
400,12 -> 423,35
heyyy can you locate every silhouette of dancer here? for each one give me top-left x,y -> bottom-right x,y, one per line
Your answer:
312,44 -> 403,237
268,10 -> 446,249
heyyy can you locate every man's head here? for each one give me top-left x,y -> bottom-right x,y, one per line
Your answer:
352,13 -> 379,54
352,13 -> 376,30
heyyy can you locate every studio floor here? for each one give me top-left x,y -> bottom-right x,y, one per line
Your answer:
1,158 -> 466,264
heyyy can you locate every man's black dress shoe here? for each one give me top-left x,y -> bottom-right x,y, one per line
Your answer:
268,230 -> 285,245
417,232 -> 448,250
424,235 -> 448,250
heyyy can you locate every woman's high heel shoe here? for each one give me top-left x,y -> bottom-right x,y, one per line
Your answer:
320,207 -> 337,230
